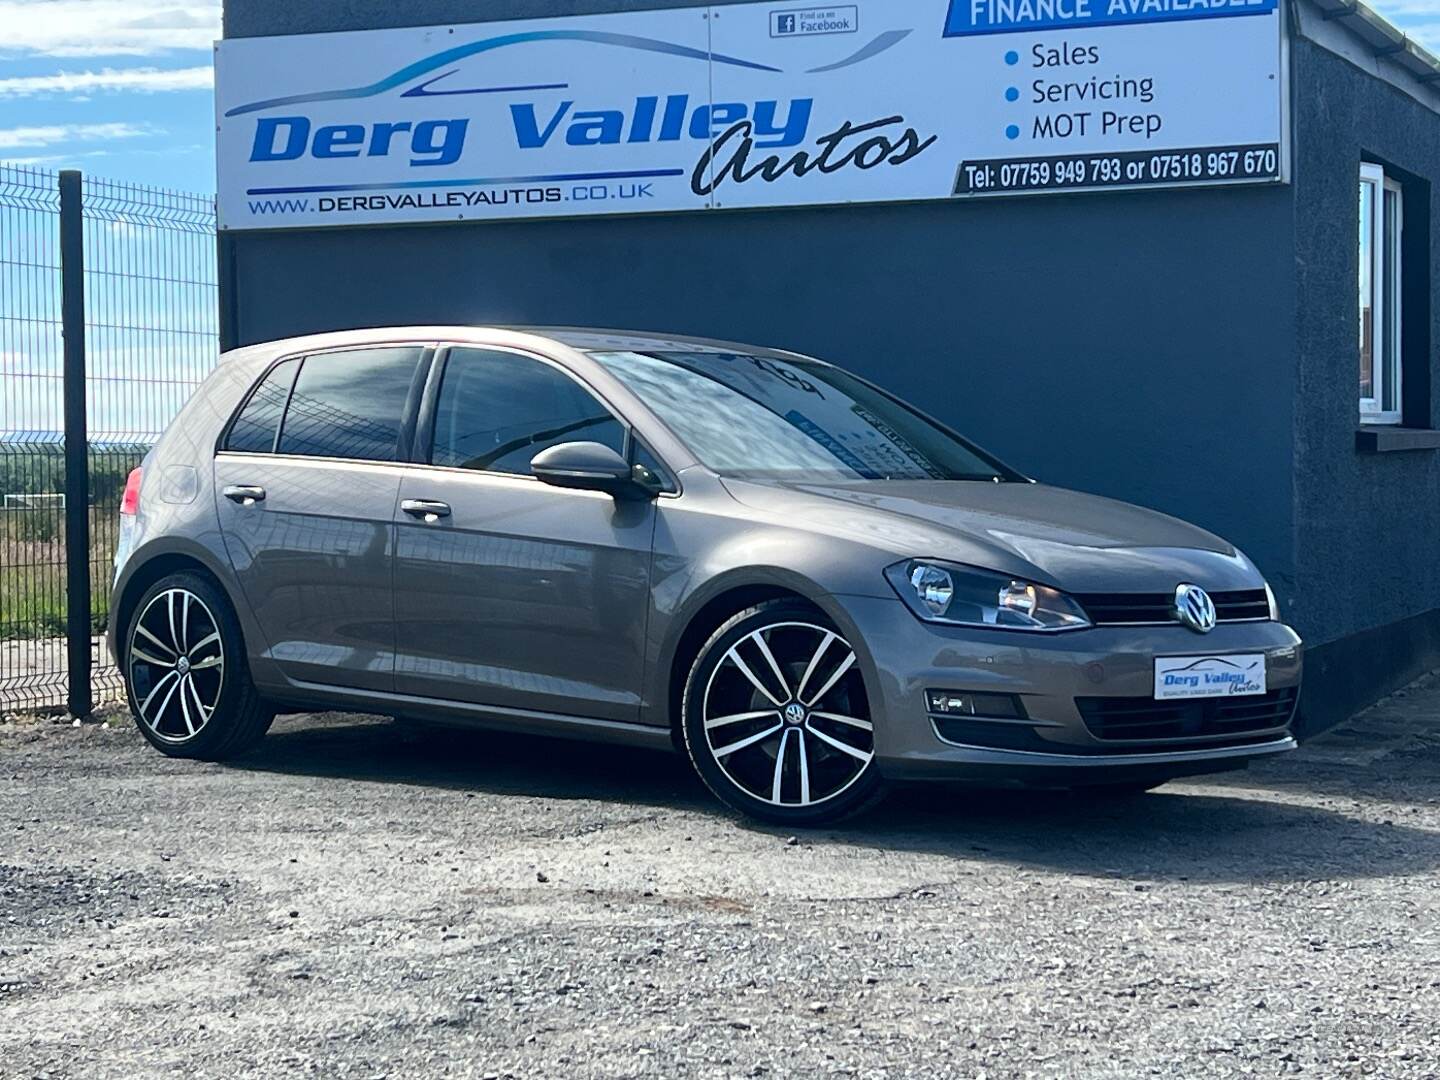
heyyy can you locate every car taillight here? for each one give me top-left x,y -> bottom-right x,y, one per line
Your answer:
120,467 -> 143,516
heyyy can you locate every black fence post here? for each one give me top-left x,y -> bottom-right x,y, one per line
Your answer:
59,169 -> 92,719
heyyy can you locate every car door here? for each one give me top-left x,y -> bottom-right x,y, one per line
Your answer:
392,345 -> 657,722
214,344 -> 429,692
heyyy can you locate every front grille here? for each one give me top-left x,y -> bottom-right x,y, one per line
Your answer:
1076,589 -> 1271,626
1076,687 -> 1298,744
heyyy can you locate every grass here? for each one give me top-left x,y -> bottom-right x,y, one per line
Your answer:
0,447 -> 142,643
0,509 -> 118,640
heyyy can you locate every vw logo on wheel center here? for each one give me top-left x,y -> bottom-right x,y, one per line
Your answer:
1174,583 -> 1218,634
784,702 -> 808,725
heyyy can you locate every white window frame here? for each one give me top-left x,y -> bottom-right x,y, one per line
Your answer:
1359,163 -> 1404,426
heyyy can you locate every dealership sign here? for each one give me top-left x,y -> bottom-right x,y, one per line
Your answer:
214,0 -> 1287,230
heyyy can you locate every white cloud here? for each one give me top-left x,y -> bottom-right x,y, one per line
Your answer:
5,142 -> 207,167
0,1 -> 220,58
0,122 -> 153,150
2,150 -> 110,165
0,65 -> 212,98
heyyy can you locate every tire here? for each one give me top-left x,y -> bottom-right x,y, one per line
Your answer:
681,599 -> 886,826
122,571 -> 273,760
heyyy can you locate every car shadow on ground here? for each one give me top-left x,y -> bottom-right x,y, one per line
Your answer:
1200,718 -> 1440,808
1203,752 -> 1440,808
230,714 -> 1440,886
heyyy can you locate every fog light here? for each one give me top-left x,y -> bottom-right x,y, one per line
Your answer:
925,690 -> 1024,719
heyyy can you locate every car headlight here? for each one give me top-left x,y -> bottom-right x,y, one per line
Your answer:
886,560 -> 1092,632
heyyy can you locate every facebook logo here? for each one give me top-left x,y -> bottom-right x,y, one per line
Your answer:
769,8 -> 858,37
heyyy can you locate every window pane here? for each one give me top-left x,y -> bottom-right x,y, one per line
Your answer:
1382,185 -> 1402,415
632,440 -> 675,493
589,350 -> 1009,482
431,348 -> 624,475
1359,178 -> 1376,403
225,358 -> 298,453
277,347 -> 422,462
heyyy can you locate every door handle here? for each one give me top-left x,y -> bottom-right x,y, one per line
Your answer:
401,499 -> 451,521
223,485 -> 266,506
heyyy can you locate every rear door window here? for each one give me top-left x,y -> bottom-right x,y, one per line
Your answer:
224,358 -> 299,453
430,348 -> 625,475
276,347 -> 424,462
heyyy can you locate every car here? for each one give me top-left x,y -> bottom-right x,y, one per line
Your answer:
109,327 -> 1303,825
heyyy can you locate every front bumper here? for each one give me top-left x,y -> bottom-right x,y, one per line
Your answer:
835,595 -> 1303,785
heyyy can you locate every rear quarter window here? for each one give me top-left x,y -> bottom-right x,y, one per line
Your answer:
223,358 -> 299,454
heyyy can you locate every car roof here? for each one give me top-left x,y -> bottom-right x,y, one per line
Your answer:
524,327 -> 795,356
229,326 -> 804,363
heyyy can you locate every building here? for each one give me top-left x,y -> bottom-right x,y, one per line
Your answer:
216,0 -> 1440,734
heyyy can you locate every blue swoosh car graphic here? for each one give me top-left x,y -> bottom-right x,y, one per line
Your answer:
225,27 -> 912,116
1169,657 -> 1263,673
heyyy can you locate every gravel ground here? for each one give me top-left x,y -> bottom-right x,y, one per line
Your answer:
3,679 -> 1439,1079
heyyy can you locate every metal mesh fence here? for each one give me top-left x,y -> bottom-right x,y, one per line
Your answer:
82,177 -> 219,706
0,165 -> 67,712
0,165 -> 218,712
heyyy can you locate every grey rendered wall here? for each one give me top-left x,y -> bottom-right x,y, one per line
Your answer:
1290,38 -> 1440,645
1283,37 -> 1440,724
221,0 -> 1302,617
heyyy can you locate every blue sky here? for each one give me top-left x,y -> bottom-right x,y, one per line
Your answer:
0,0 -> 1437,197
0,0 -> 219,191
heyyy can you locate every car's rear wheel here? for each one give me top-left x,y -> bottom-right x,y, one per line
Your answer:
681,600 -> 886,826
123,571 -> 273,760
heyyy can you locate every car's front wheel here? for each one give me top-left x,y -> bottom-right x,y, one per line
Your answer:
681,600 -> 885,826
123,571 -> 273,760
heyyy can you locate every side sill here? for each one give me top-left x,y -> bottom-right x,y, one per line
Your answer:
272,680 -> 677,753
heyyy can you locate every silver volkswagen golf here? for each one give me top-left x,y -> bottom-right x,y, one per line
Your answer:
110,327 -> 1302,825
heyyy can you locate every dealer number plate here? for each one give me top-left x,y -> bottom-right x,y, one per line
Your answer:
1154,654 -> 1267,700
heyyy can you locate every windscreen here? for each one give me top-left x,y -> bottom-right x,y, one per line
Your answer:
589,350 -> 1013,483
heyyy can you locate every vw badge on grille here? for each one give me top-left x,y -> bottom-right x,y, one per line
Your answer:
1174,583 -> 1218,634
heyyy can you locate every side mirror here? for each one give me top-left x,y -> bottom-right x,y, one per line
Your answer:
531,442 -> 657,501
